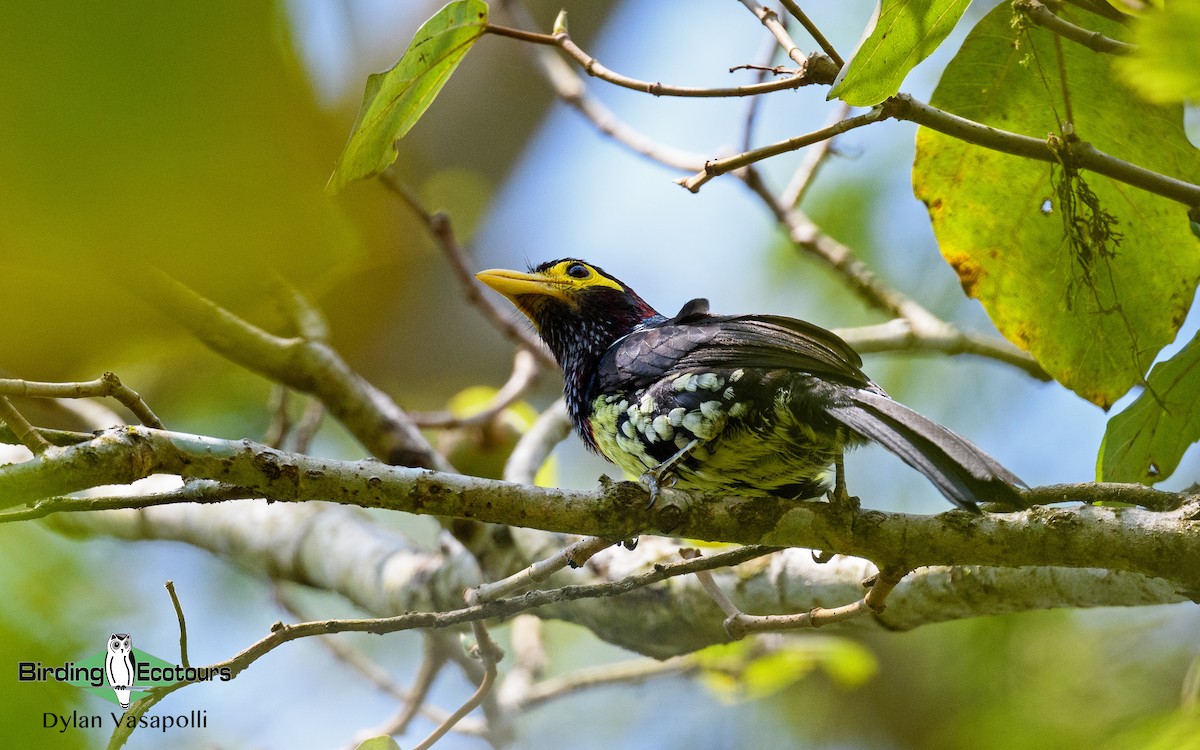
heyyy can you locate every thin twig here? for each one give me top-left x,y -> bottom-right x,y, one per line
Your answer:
779,0 -> 844,68
411,621 -> 503,750
685,548 -> 908,637
293,398 -> 325,454
413,349 -> 541,429
263,386 -> 291,449
780,101 -> 852,208
738,10 -> 789,153
739,0 -> 807,67
275,592 -> 474,748
835,319 -> 1050,380
0,396 -> 51,454
496,615 -> 544,710
0,480 -> 251,525
1053,33 -> 1076,131
345,637 -> 456,749
165,580 -> 190,669
485,21 -> 839,98
496,0 -> 706,174
468,536 -> 617,604
503,398 -> 571,485
1015,0 -> 1136,56
740,165 -> 938,323
379,172 -> 556,368
0,424 -> 92,448
0,372 -> 164,429
678,106 -> 886,192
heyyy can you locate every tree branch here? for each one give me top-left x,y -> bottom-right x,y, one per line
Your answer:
778,0 -> 844,68
10,427 -> 1198,597
1015,0 -> 1137,56
677,106 -> 888,192
888,94 -> 1200,208
485,21 -> 839,98
132,271 -> 450,471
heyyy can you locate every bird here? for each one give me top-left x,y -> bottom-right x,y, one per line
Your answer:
476,258 -> 1024,512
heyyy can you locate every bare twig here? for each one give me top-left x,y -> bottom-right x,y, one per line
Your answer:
835,319 -> 1050,380
347,636 -> 455,749
485,21 -> 839,98
468,536 -> 617,604
686,548 -> 907,637
739,0 -> 807,67
412,621 -> 502,750
0,397 -> 50,455
1015,0 -> 1136,55
779,0 -> 844,68
738,10 -> 789,153
274,592 -> 481,748
413,349 -> 541,429
508,654 -> 703,711
165,580 -> 190,669
780,101 -> 852,208
739,166 -> 938,324
378,172 -> 555,368
503,398 -> 572,485
263,386 -> 291,449
496,615 -> 545,710
679,106 -> 886,192
496,0 -> 707,173
0,480 -> 250,525
293,398 -> 325,454
0,372 -> 164,429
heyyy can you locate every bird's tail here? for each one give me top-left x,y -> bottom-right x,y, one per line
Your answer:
826,389 -> 1024,513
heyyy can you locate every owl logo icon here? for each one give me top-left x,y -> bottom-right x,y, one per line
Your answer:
104,633 -> 137,710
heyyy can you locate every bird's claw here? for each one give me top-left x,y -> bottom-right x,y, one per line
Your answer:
639,466 -> 677,509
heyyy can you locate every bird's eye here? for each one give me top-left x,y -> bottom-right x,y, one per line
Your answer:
565,263 -> 590,279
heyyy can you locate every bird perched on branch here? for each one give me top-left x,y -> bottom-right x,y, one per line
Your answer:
477,259 -> 1023,512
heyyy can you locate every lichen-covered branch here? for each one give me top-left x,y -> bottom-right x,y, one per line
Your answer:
6,426 -> 1197,603
47,490 -> 1189,658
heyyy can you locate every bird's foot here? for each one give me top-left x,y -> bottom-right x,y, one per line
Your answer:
826,453 -> 860,513
640,438 -> 698,509
639,465 -> 679,509
825,484 -> 861,514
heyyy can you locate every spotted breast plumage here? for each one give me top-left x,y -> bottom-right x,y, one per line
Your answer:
477,259 -> 1023,512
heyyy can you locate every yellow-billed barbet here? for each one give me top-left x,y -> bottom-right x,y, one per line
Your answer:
477,259 -> 1023,512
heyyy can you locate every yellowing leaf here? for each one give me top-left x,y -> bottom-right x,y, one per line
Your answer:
913,3 -> 1200,407
328,1 -> 489,193
828,0 -> 970,106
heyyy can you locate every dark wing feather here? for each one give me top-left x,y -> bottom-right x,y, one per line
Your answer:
595,307 -> 870,394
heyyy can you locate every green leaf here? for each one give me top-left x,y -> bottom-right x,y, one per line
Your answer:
828,0 -> 970,106
354,737 -> 402,750
1114,0 -> 1200,104
1098,331 -> 1200,483
913,3 -> 1200,407
327,0 -> 489,193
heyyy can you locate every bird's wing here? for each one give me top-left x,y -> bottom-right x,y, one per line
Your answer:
596,303 -> 871,392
